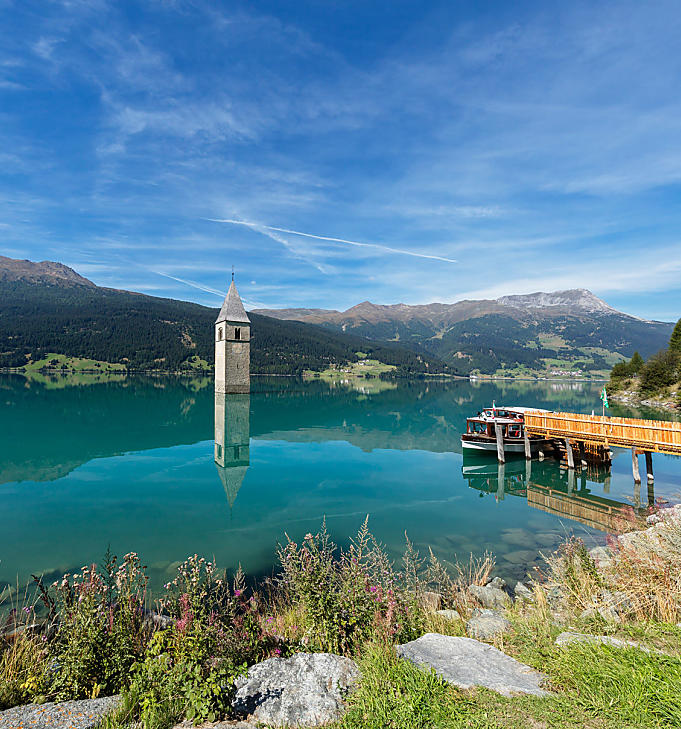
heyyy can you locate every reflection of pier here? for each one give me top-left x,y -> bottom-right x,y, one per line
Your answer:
214,392 -> 250,509
462,456 -> 651,534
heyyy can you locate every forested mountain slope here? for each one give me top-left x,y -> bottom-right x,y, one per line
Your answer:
0,258 -> 447,375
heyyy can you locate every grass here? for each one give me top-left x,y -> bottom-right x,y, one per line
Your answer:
22,353 -> 127,373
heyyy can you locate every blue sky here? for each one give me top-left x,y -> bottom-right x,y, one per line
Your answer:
1,0 -> 681,320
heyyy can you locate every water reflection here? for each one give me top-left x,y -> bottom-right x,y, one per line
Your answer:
462,455 -> 652,533
214,393 -> 250,509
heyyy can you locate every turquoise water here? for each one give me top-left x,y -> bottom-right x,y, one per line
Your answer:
1,374 -> 680,593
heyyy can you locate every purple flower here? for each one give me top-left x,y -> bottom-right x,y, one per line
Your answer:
23,606 -> 31,614
234,589 -> 242,597
369,586 -> 378,593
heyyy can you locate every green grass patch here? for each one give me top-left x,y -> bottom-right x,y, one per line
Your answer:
337,643 -> 490,729
24,353 -> 126,373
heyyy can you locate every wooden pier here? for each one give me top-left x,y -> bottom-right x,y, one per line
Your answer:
524,410 -> 681,482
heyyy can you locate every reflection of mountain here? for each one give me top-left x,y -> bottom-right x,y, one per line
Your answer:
462,456 -> 651,533
214,393 -> 250,509
0,374 -> 213,484
1,373 -> 613,487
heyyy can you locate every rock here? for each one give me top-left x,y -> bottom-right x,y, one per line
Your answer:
466,608 -> 511,640
468,584 -> 511,610
601,590 -> 634,616
502,549 -> 537,565
579,604 -> 621,623
396,633 -> 549,697
588,546 -> 613,569
0,696 -> 121,729
514,582 -> 534,602
435,609 -> 462,622
546,585 -> 565,609
555,631 -> 665,654
232,652 -> 359,727
487,576 -> 506,589
419,591 -> 442,612
143,609 -> 175,630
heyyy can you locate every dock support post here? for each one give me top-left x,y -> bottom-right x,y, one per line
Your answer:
645,452 -> 654,483
632,448 -> 641,483
634,480 -> 641,508
565,438 -> 575,469
567,468 -> 575,495
523,430 -> 531,460
497,462 -> 505,501
603,473 -> 611,494
647,481 -> 655,507
496,425 -> 505,464
578,441 -> 587,468
525,457 -> 532,484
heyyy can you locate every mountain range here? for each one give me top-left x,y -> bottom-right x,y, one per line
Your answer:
0,255 -> 674,376
0,256 -> 446,375
254,291 -> 674,375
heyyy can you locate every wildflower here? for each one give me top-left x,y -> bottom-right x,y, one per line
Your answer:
234,589 -> 242,597
23,606 -> 30,614
265,616 -> 274,623
369,586 -> 378,593
274,648 -> 282,655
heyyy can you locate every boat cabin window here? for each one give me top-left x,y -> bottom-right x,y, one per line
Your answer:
507,424 -> 522,438
468,421 -> 488,434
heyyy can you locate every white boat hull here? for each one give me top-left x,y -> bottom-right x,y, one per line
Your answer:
461,437 -> 551,455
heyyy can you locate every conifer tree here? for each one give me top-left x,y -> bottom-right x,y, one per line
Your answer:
670,318 -> 681,353
629,351 -> 644,373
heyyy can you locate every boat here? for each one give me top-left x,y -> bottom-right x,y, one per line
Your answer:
461,405 -> 554,456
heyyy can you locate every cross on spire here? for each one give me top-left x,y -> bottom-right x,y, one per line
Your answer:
231,265 -> 234,282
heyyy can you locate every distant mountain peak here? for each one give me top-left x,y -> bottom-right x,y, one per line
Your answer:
0,256 -> 95,287
496,288 -> 617,314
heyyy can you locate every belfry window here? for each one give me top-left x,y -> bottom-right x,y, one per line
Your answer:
218,327 -> 223,341
235,327 -> 241,340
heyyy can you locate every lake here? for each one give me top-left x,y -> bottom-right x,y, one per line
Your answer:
1,374 -> 680,594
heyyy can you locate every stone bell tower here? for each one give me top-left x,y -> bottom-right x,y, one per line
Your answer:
215,274 -> 250,394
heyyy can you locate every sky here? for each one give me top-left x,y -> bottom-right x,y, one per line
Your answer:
1,0 -> 681,320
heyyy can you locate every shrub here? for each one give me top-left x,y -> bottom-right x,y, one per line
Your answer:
277,519 -> 424,655
48,552 -> 149,700
0,628 -> 48,709
639,349 -> 680,394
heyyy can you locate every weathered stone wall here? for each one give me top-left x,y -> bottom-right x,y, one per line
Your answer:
215,322 -> 250,394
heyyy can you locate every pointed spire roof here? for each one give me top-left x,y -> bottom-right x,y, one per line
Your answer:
216,280 -> 250,324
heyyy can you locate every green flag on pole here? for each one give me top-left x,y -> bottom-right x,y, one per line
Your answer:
600,386 -> 609,409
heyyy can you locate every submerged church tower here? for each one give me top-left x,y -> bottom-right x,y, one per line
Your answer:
215,275 -> 250,394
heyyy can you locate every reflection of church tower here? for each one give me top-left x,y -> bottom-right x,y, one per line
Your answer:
215,275 -> 250,394
214,392 -> 250,509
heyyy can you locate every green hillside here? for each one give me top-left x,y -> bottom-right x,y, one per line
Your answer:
0,278 -> 449,376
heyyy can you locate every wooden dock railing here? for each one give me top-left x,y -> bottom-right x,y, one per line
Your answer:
524,411 -> 681,456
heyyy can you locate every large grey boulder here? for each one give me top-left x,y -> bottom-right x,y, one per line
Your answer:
0,696 -> 120,729
466,608 -> 511,641
468,583 -> 511,610
232,652 -> 359,727
396,633 -> 549,697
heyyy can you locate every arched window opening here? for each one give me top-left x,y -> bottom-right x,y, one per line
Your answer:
218,327 -> 223,341
235,327 -> 241,340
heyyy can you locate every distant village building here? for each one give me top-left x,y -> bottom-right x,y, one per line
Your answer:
215,276 -> 250,394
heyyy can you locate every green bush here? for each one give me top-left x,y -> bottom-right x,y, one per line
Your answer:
278,519 -> 424,655
48,552 -> 149,700
639,349 -> 680,394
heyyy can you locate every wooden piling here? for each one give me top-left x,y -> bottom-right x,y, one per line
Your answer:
497,462 -> 505,500
496,424 -> 505,463
524,429 -> 531,460
565,438 -> 575,469
645,451 -> 654,483
632,447 -> 641,483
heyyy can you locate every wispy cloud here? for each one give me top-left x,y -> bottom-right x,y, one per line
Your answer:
209,219 -> 458,264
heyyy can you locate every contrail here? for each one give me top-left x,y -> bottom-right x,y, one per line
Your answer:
152,271 -> 224,298
208,219 -> 458,264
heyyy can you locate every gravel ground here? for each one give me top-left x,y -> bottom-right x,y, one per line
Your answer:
0,696 -> 121,729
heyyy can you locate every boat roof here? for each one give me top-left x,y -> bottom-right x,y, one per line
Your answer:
486,406 -> 551,413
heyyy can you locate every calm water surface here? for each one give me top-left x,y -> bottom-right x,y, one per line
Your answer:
1,374 -> 680,592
